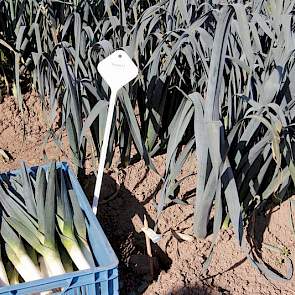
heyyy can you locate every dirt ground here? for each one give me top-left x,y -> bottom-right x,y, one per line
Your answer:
1,94 -> 295,295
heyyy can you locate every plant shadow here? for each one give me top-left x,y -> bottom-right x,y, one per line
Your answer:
79,169 -> 292,293
80,172 -> 172,295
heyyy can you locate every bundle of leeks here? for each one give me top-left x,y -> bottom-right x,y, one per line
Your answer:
0,162 -> 95,286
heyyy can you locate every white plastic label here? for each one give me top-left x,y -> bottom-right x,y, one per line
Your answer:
141,227 -> 162,243
92,50 -> 138,214
97,50 -> 138,92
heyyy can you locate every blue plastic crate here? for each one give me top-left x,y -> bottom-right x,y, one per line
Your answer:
0,162 -> 119,295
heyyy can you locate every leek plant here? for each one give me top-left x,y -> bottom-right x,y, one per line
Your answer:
0,162 -> 95,284
0,248 -> 9,286
56,169 -> 93,270
0,163 -> 66,277
1,218 -> 43,282
6,261 -> 19,285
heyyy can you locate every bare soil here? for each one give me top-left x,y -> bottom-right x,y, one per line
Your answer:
1,94 -> 295,295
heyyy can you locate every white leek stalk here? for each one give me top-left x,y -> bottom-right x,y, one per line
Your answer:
5,244 -> 42,282
1,217 -> 43,283
0,164 -> 66,278
59,246 -> 73,273
57,217 -> 91,270
68,188 -> 95,267
39,256 -> 49,278
58,171 -> 91,270
9,268 -> 19,285
0,248 -> 9,286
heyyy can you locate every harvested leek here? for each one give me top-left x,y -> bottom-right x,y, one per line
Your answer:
56,169 -> 92,270
0,248 -> 9,286
0,162 -> 95,286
